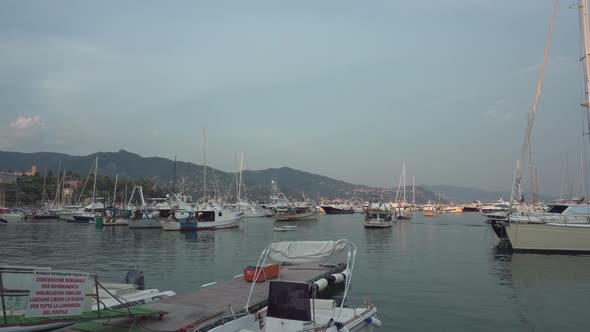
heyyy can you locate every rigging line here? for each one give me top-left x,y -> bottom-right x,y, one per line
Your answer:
513,0 -> 560,203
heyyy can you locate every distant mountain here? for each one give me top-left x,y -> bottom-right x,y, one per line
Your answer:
0,150 -> 444,203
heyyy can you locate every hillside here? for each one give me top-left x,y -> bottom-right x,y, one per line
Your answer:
0,150 -> 444,203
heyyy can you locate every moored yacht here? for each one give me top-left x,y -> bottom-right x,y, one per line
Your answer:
422,201 -> 437,217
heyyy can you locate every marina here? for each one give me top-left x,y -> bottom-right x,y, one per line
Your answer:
2,213 -> 590,331
2,0 -> 590,331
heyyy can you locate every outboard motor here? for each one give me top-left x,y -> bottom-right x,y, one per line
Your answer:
126,269 -> 145,290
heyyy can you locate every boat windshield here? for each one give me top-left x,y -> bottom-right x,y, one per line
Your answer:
267,281 -> 311,322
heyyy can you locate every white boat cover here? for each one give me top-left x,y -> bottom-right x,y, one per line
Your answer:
268,239 -> 348,263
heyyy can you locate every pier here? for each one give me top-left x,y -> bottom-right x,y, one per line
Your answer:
65,262 -> 345,332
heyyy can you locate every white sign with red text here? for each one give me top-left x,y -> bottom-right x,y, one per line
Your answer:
25,270 -> 89,317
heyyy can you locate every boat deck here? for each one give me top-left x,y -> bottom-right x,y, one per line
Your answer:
64,262 -> 344,332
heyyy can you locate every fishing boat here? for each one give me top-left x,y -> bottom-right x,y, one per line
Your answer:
192,203 -> 242,230
204,239 -> 381,332
320,204 -> 354,215
364,195 -> 393,228
273,202 -> 319,222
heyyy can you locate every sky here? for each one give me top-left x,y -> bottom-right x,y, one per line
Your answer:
0,0 -> 589,196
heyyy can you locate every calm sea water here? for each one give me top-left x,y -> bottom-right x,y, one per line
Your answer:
2,213 -> 590,331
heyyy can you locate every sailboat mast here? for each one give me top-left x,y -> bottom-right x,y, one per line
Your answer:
203,128 -> 207,199
238,152 -> 244,203
92,156 -> 98,204
173,155 -> 177,193
113,174 -> 118,209
412,176 -> 415,206
402,162 -> 406,204
512,0 -> 559,202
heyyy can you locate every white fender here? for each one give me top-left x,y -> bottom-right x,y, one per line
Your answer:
366,316 -> 382,327
313,278 -> 329,291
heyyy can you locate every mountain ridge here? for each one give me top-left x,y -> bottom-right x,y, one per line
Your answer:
0,150 -> 507,203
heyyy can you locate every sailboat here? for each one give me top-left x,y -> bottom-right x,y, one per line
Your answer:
491,0 -> 590,252
72,157 -> 104,223
394,163 -> 412,220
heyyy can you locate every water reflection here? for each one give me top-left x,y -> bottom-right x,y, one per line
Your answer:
490,247 -> 590,331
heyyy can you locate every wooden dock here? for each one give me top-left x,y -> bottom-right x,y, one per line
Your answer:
65,262 -> 345,332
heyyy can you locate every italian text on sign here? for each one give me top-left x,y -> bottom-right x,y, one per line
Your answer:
25,270 -> 89,317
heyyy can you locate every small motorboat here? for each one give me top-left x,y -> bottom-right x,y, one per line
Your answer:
273,225 -> 297,232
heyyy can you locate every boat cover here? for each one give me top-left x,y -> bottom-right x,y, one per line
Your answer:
268,240 -> 348,263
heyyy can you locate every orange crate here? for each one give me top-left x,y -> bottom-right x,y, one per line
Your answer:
244,263 -> 280,283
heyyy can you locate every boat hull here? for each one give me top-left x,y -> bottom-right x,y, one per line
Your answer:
196,217 -> 241,230
128,218 -> 162,229
364,221 -> 392,228
505,222 -> 590,252
274,211 -> 318,221
160,220 -> 181,231
0,214 -> 25,223
321,206 -> 354,215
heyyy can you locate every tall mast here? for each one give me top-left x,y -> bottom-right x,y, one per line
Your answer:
92,156 -> 98,205
41,165 -> 48,204
512,0 -> 559,203
203,128 -> 207,200
238,152 -> 244,203
582,0 -> 590,131
412,176 -> 415,206
581,0 -> 590,202
173,155 -> 177,193
54,160 -> 61,206
402,162 -> 406,204
113,174 -> 118,209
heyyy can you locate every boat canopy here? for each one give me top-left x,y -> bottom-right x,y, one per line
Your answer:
269,240 -> 348,263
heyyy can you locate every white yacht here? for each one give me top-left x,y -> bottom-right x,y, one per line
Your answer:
422,201 -> 437,217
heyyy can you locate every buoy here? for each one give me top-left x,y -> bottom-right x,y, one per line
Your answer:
366,316 -> 382,327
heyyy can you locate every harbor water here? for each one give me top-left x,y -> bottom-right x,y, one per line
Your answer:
2,213 -> 590,331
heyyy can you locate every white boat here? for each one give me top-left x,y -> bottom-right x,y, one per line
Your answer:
393,162 -> 413,220
273,202 -> 319,222
423,201 -> 437,217
364,195 -> 393,228
160,218 -> 181,231
205,239 -> 381,332
480,199 -> 510,213
490,1 -> 590,252
0,209 -> 25,223
194,203 -> 242,230
273,225 -> 297,232
438,204 -> 463,214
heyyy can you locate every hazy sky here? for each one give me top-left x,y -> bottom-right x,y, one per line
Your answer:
1,0 -> 588,196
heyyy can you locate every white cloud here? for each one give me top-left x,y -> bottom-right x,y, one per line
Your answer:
9,115 -> 43,130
